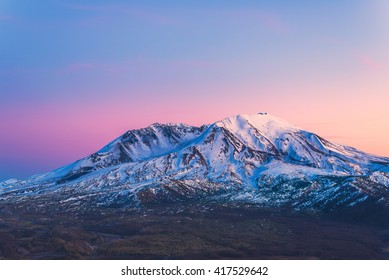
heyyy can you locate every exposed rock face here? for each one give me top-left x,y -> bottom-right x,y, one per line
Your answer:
1,113 -> 388,213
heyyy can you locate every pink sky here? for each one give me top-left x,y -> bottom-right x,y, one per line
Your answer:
1,0 -> 388,180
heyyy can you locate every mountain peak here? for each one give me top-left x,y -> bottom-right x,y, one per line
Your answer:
150,122 -> 162,127
2,111 -> 389,214
149,121 -> 198,130
215,113 -> 299,136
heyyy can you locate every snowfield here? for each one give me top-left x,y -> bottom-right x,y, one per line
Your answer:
1,113 -> 388,211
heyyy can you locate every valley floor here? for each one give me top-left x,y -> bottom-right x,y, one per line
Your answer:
0,202 -> 388,259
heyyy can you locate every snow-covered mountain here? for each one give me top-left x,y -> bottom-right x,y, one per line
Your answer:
1,113 -> 389,212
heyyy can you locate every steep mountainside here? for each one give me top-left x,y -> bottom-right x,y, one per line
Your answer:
1,113 -> 388,213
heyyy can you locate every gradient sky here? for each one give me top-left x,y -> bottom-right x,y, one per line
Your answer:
1,0 -> 389,181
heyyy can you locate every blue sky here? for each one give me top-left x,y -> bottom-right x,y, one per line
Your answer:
1,0 -> 388,180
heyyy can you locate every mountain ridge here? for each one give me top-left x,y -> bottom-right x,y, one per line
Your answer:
1,113 -> 388,213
